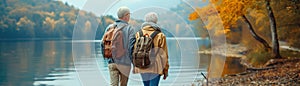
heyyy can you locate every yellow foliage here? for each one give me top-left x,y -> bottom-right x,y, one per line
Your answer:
105,18 -> 114,24
9,7 -> 28,15
209,0 -> 219,3
249,9 -> 267,26
43,17 -> 56,30
224,28 -> 230,33
16,16 -> 35,30
189,11 -> 200,20
84,20 -> 91,32
36,11 -> 55,17
60,12 -> 65,17
97,18 -> 101,24
79,10 -> 86,16
57,18 -> 66,25
176,24 -> 180,34
189,0 -> 258,36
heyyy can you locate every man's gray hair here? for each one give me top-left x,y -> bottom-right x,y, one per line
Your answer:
144,12 -> 158,24
117,6 -> 130,18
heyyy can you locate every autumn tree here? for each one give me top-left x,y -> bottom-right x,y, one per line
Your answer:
16,16 -> 35,37
265,0 -> 281,58
55,18 -> 66,37
272,0 -> 300,48
43,17 -> 56,35
171,1 -> 209,38
0,0 -> 113,39
189,0 -> 288,58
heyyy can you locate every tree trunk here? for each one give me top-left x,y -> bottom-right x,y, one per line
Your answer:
266,0 -> 282,58
242,15 -> 271,50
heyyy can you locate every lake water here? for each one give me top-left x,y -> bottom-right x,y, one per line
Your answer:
0,38 -> 210,86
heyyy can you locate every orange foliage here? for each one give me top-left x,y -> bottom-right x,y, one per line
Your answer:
189,0 -> 257,34
189,11 -> 200,20
215,0 -> 255,29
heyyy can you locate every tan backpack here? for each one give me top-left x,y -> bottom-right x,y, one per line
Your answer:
102,24 -> 126,59
132,29 -> 161,69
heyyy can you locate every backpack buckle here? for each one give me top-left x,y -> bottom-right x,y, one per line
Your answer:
144,34 -> 149,37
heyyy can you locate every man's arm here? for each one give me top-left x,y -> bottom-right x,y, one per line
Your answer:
128,26 -> 136,62
160,34 -> 169,80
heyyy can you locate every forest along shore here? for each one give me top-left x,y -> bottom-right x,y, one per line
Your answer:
199,44 -> 300,85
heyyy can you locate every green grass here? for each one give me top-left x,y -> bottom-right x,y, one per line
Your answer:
246,48 -> 300,67
246,49 -> 272,67
280,49 -> 300,58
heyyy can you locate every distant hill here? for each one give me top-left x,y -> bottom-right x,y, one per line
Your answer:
0,0 -> 114,39
0,0 -> 207,40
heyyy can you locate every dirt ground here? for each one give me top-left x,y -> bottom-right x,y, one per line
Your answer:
207,58 -> 300,86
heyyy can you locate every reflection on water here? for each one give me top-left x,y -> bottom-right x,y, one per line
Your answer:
0,38 -> 210,86
0,41 -> 78,86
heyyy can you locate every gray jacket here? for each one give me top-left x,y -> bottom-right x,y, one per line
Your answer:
101,20 -> 135,66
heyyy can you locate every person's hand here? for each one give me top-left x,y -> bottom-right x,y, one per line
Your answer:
163,72 -> 168,80
132,67 -> 136,74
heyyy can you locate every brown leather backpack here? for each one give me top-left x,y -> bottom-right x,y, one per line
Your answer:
132,29 -> 161,69
102,25 -> 126,59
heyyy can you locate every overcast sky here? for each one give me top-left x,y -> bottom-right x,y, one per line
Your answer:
58,0 -> 183,19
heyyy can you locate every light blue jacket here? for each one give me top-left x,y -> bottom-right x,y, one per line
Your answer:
101,20 -> 135,66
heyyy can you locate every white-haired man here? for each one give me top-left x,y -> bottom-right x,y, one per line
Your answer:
102,6 -> 135,86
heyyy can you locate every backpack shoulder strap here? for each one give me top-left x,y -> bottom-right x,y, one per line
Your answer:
112,25 -> 127,40
138,30 -> 143,37
109,24 -> 117,30
115,24 -> 126,32
150,30 -> 161,39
